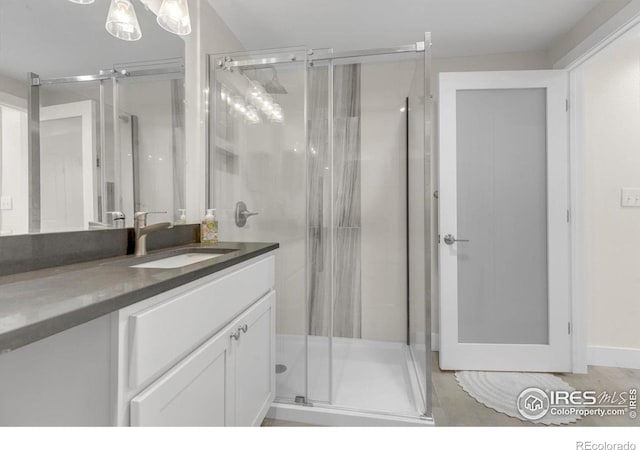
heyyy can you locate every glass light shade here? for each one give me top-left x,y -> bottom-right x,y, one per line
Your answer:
105,0 -> 142,42
157,0 -> 192,36
68,0 -> 96,4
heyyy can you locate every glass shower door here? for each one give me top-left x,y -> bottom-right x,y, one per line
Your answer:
325,49 -> 430,416
209,48 -> 329,404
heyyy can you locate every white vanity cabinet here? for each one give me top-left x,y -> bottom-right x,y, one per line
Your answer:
114,254 -> 276,427
130,291 -> 275,426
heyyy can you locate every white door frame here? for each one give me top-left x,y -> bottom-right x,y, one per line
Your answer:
559,7 -> 640,374
438,70 -> 572,372
40,100 -> 97,230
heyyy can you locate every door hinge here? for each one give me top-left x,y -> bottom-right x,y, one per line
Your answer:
566,99 -> 570,112
568,322 -> 572,335
567,209 -> 571,223
96,157 -> 101,168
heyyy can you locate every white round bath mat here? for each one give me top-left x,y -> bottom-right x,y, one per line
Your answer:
455,371 -> 582,425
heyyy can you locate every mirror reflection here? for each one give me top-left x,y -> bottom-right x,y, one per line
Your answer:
0,0 -> 187,235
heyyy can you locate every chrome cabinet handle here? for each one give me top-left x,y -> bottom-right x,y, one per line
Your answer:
230,325 -> 248,341
230,330 -> 241,341
443,234 -> 470,245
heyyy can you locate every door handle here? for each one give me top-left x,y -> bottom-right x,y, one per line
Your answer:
443,234 -> 469,245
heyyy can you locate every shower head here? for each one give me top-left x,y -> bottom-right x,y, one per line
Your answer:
263,67 -> 288,95
244,66 -> 288,94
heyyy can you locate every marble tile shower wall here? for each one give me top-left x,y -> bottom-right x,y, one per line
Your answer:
332,65 -> 363,339
308,64 -> 363,339
307,66 -> 331,336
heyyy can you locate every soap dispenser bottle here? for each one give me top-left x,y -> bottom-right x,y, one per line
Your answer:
201,209 -> 218,244
177,209 -> 187,225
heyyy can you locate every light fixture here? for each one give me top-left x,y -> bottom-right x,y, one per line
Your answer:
106,0 -> 142,41
157,0 -> 192,36
71,0 -> 192,41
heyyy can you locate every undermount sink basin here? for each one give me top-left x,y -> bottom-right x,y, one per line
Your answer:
130,253 -> 223,269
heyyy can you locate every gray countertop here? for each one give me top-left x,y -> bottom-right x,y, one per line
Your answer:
0,242 -> 278,354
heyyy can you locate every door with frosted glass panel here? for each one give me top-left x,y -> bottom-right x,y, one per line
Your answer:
438,71 -> 571,372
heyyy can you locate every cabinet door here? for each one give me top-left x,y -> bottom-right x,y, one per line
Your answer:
130,327 -> 232,427
232,291 -> 276,426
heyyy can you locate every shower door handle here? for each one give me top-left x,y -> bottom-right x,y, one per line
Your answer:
443,234 -> 469,245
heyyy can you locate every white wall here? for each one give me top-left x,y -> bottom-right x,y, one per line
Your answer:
0,74 -> 27,101
119,80 -> 176,223
548,0 -> 631,66
580,29 -> 640,354
0,105 -> 28,235
360,60 -> 417,342
432,51 -> 550,98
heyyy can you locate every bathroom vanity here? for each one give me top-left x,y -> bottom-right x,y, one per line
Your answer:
0,242 -> 278,427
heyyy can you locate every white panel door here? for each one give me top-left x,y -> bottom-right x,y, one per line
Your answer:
40,101 -> 96,232
130,327 -> 232,426
232,291 -> 276,426
439,70 -> 571,372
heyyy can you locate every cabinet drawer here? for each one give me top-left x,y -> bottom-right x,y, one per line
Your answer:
129,255 -> 274,388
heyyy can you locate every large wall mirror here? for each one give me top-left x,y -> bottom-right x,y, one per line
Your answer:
0,0 -> 186,235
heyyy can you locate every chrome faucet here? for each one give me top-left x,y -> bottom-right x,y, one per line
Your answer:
134,211 -> 172,257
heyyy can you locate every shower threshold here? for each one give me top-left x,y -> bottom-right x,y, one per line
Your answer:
266,402 -> 433,427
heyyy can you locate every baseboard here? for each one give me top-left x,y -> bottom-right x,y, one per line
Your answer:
408,332 -> 440,351
587,346 -> 640,369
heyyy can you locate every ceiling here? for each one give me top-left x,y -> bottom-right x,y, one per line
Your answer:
207,0 -> 608,58
0,0 -> 184,81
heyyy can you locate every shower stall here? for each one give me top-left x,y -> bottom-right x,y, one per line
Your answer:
208,34 -> 433,424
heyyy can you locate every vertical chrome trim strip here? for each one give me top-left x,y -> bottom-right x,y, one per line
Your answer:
131,115 -> 141,212
205,55 -> 213,209
423,31 -> 433,419
112,76 -> 121,216
328,58 -> 335,406
303,49 -> 310,403
98,79 -> 107,223
27,73 -> 41,233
